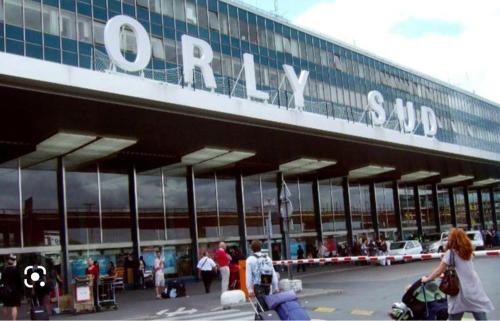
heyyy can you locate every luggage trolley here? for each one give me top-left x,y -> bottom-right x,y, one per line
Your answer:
97,276 -> 118,310
73,276 -> 95,314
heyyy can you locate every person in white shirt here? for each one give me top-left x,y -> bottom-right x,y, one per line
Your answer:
197,252 -> 217,293
153,251 -> 165,299
246,240 -> 279,309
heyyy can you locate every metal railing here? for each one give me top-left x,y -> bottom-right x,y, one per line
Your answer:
91,48 -> 376,126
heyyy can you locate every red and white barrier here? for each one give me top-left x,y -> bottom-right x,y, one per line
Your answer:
272,250 -> 500,266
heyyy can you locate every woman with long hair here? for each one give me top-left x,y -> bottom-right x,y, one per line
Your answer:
422,228 -> 494,320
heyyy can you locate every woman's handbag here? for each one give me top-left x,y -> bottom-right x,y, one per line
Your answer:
439,250 -> 460,296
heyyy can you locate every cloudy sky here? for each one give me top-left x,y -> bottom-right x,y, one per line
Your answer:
239,0 -> 500,104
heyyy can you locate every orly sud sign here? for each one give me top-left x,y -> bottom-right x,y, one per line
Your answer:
104,15 -> 438,138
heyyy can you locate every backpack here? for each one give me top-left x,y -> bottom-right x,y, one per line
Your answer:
254,253 -> 274,286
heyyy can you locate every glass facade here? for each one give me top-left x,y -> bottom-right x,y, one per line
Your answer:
0,0 -> 499,279
437,187 -> 451,230
453,187 -> 467,227
0,0 -> 498,154
319,178 -> 346,234
375,182 -> 395,230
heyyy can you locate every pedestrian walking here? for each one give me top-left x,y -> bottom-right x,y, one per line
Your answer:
296,245 -> 306,272
138,256 -> 146,289
0,254 -> 23,321
246,240 -> 279,310
153,251 -> 165,299
215,242 -> 231,293
197,252 -> 217,293
421,228 -> 494,320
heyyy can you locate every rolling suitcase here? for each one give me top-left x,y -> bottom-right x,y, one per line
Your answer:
30,297 -> 49,320
249,297 -> 280,321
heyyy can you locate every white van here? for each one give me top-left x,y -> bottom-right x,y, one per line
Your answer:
428,230 -> 484,253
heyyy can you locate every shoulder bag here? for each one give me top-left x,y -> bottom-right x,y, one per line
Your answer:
439,250 -> 460,296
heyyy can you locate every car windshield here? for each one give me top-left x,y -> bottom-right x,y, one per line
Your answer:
390,242 -> 406,250
467,233 -> 476,240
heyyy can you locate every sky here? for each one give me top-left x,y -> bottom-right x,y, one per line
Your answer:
238,0 -> 500,105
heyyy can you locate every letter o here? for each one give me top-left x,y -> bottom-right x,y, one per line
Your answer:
104,15 -> 152,72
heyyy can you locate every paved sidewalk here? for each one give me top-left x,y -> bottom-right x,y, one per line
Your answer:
42,265 -> 348,320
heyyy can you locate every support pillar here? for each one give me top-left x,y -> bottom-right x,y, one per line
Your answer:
490,187 -> 498,230
276,172 -> 289,261
128,165 -> 141,275
186,166 -> 199,276
449,187 -> 457,227
236,173 -> 247,257
57,157 -> 70,293
464,186 -> 472,230
312,178 -> 323,244
477,189 -> 485,230
413,185 -> 423,237
369,182 -> 379,239
342,177 -> 353,248
392,181 -> 403,241
431,183 -> 441,233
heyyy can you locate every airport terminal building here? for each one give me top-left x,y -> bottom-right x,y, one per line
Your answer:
0,0 -> 499,287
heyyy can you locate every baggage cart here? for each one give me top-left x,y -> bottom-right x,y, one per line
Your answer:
96,276 -> 118,310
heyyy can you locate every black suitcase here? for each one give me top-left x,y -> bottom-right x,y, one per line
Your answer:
249,297 -> 280,321
30,298 -> 49,320
166,280 -> 186,298
257,310 -> 280,321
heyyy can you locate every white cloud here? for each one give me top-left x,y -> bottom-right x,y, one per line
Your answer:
293,0 -> 500,104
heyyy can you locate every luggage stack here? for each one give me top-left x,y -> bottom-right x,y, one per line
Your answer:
250,290 -> 310,321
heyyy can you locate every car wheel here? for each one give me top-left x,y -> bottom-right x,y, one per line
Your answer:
438,247 -> 444,253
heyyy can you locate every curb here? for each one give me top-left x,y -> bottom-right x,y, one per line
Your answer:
220,288 -> 344,309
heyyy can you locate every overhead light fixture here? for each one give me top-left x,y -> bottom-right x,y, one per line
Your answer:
439,175 -> 474,186
180,147 -> 255,172
400,170 -> 439,183
19,133 -> 96,168
193,151 -> 255,171
349,165 -> 395,180
64,137 -> 137,167
472,178 -> 500,187
279,158 -> 336,176
181,148 -> 229,165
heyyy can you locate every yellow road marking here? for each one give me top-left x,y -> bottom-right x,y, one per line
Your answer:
314,307 -> 336,313
351,308 -> 375,316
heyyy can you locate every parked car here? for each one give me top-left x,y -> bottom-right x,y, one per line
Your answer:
388,240 -> 423,256
428,230 -> 484,253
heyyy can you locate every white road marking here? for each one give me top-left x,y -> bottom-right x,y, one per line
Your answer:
159,308 -> 254,321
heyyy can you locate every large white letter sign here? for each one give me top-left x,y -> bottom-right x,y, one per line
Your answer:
367,90 -> 386,126
104,15 -> 152,72
395,98 -> 416,133
421,106 -> 438,137
243,53 -> 269,101
283,65 -> 309,110
181,35 -> 216,89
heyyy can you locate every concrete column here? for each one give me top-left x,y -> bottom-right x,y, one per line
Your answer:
431,184 -> 441,233
464,186 -> 472,230
449,187 -> 457,227
186,166 -> 199,275
392,181 -> 403,241
312,178 -> 323,244
276,172 -> 289,260
490,187 -> 498,230
477,189 -> 485,230
413,185 -> 423,237
369,182 -> 379,239
236,173 -> 247,256
128,165 -> 141,274
57,157 -> 70,293
342,177 -> 353,247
